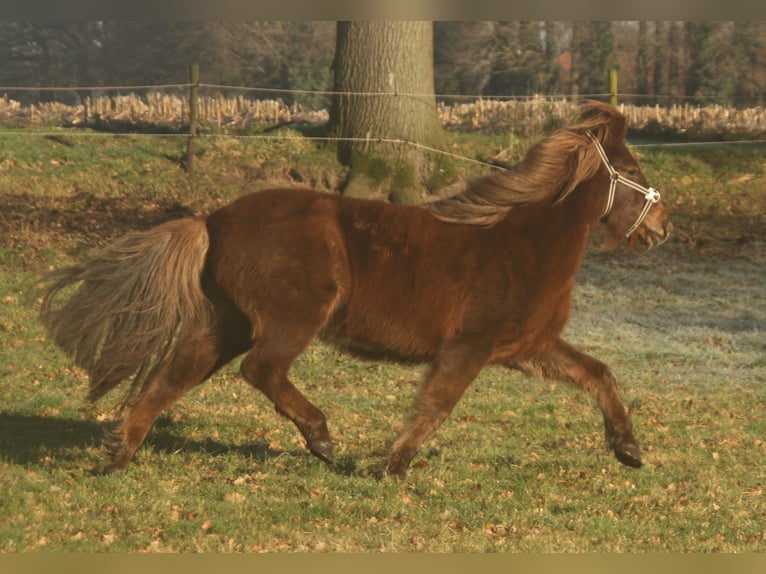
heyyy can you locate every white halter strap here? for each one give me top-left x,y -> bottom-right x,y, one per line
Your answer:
586,130 -> 661,237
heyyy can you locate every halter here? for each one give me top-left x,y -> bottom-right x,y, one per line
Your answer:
586,130 -> 661,237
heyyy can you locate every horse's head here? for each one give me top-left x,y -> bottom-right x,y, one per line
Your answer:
590,135 -> 672,250
577,103 -> 672,250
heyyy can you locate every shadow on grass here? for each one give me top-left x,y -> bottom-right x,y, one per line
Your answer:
0,411 -> 372,477
0,411 -> 282,469
0,411 -> 102,465
1,191 -> 195,255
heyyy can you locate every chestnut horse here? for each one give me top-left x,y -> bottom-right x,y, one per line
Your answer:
39,102 -> 671,478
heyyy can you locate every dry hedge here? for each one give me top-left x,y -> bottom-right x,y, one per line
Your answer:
2,92 -> 765,138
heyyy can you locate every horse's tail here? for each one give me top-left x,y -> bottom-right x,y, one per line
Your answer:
38,217 -> 212,409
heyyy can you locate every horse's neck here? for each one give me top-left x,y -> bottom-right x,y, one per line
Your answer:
499,189 -> 601,278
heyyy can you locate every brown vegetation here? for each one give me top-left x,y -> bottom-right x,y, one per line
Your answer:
2,92 -> 766,138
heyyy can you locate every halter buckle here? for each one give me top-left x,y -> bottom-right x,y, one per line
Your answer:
645,187 -> 661,203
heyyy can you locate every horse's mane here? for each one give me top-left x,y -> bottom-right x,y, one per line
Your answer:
426,101 -> 630,226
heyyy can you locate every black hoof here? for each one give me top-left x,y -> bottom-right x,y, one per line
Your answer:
614,443 -> 642,468
308,438 -> 334,464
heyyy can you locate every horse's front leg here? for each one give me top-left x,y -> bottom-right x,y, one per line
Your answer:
385,341 -> 491,478
509,338 -> 642,468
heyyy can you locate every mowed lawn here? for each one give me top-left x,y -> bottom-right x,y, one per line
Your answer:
0,130 -> 763,552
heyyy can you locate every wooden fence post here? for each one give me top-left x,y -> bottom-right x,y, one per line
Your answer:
185,64 -> 199,173
609,68 -> 618,107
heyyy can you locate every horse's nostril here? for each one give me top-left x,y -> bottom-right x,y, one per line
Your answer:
650,221 -> 673,247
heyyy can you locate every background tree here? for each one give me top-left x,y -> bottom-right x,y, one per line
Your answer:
683,22 -> 720,102
2,21 -> 765,112
732,21 -> 766,106
667,22 -> 685,102
636,21 -> 652,102
281,22 -> 335,109
0,22 -> 335,104
433,21 -> 494,96
328,21 -> 449,204
542,21 -> 561,93
568,22 -> 584,100
485,22 -> 552,96
652,22 -> 669,102
572,22 -> 616,97
0,22 -> 103,104
682,21 -> 765,105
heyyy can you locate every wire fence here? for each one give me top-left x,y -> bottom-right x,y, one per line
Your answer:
1,80 -> 766,172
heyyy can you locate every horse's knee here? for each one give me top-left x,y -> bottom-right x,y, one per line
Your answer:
588,360 -> 615,386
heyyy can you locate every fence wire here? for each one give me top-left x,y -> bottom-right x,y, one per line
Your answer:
1,81 -> 765,169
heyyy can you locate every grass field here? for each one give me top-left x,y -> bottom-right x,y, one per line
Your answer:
0,127 -> 764,552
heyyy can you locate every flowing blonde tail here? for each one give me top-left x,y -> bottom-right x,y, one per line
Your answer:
38,218 -> 212,409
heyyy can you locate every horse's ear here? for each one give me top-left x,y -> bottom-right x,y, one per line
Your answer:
578,101 -> 628,147
606,107 -> 629,146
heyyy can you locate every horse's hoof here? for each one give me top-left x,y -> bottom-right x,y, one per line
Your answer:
614,443 -> 642,468
95,462 -> 126,476
384,465 -> 407,480
308,438 -> 334,464
383,454 -> 410,480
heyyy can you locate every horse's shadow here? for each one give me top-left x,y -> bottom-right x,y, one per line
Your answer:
0,411 -> 101,466
0,411 -> 361,475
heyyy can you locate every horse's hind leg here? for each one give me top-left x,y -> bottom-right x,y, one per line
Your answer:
102,340 -> 215,473
239,330 -> 333,464
509,338 -> 642,468
102,299 -> 251,474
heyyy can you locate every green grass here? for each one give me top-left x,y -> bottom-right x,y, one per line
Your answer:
0,128 -> 764,552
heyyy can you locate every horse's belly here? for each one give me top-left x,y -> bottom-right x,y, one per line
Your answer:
319,304 -> 446,364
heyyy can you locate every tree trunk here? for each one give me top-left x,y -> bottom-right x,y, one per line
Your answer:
652,21 -> 667,102
329,21 -> 450,204
569,22 -> 583,101
668,22 -> 684,103
636,21 -> 651,103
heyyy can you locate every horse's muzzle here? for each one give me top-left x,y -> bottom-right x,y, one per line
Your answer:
641,219 -> 673,248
